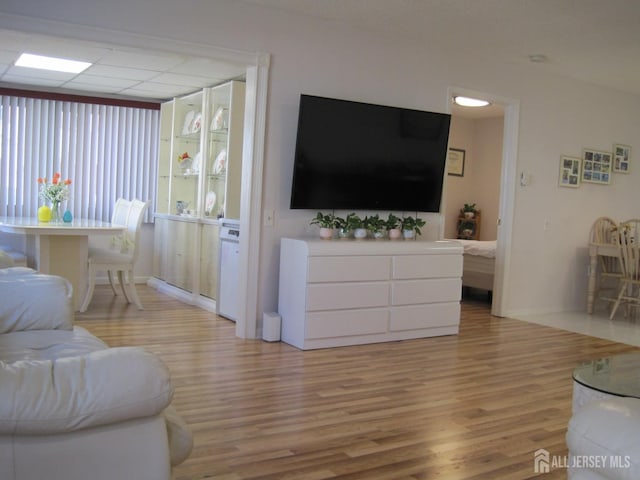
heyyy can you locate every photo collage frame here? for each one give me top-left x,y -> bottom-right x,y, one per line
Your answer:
558,143 -> 631,188
581,149 -> 612,185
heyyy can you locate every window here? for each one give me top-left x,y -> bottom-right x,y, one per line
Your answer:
0,93 -> 159,222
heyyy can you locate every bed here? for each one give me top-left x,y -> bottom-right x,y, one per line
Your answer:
452,239 -> 496,292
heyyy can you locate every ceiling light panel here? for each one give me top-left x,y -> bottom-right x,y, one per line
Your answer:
15,53 -> 91,73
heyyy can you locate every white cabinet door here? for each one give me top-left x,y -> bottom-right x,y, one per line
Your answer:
199,223 -> 219,299
165,220 -> 196,292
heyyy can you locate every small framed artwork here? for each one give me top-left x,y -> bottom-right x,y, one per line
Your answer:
613,144 -> 631,173
581,148 -> 612,185
448,148 -> 465,177
559,155 -> 581,188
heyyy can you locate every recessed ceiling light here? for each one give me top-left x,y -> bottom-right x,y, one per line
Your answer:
453,96 -> 490,108
15,53 -> 91,74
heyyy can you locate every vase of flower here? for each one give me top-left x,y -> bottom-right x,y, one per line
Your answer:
50,201 -> 61,223
37,172 -> 72,223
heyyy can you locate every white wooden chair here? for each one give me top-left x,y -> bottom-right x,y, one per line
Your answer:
80,199 -> 147,312
589,217 -> 621,307
101,198 -> 131,296
609,221 -> 640,320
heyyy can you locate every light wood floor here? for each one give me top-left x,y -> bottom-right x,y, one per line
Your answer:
76,286 -> 638,480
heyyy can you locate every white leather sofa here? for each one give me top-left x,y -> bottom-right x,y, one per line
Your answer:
566,397 -> 640,479
0,268 -> 193,480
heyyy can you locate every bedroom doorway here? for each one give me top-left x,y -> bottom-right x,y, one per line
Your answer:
445,88 -> 520,317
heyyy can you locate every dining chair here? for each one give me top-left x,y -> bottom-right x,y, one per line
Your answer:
79,199 -> 148,312
609,222 -> 640,320
103,198 -> 131,295
589,216 -> 621,307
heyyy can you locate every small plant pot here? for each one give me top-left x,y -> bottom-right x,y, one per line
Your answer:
337,228 -> 353,239
372,230 -> 386,240
402,229 -> 416,240
464,211 -> 475,219
388,228 -> 401,240
319,227 -> 334,240
354,228 -> 368,240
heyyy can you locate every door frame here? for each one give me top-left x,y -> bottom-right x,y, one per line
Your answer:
0,16 -> 269,337
447,86 -> 520,317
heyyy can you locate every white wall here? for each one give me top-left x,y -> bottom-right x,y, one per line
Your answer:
3,0 -> 640,323
445,115 -> 503,240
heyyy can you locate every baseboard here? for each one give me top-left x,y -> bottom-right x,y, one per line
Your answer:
147,277 -> 217,313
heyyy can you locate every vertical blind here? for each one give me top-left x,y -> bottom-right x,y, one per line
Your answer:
0,95 -> 159,222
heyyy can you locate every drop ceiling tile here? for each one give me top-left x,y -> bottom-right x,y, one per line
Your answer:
100,50 -> 184,71
7,65 -> 76,81
61,82 -> 125,94
66,74 -> 141,89
172,57 -> 246,79
85,64 -> 160,81
124,81 -> 195,96
151,72 -> 211,88
0,50 -> 19,63
1,73 -> 66,87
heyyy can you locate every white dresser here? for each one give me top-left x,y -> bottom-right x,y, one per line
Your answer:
278,238 -> 463,350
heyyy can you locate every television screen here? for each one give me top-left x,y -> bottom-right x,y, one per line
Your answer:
290,94 -> 451,212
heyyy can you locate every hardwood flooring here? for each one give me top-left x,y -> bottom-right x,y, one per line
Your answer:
76,286 -> 638,479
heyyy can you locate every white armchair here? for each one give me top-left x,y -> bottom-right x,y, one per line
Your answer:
0,270 -> 192,480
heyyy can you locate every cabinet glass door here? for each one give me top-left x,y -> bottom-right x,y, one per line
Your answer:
156,102 -> 174,214
203,86 -> 229,219
170,91 -> 203,217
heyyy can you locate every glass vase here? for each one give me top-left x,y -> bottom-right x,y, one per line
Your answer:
50,201 -> 61,223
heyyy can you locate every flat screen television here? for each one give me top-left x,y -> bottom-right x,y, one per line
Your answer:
290,94 -> 451,212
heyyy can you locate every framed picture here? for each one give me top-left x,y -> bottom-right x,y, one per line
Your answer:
613,143 -> 631,173
581,148 -> 612,185
558,155 -> 581,188
448,148 -> 465,177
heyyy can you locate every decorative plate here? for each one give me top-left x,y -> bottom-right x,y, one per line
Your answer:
205,191 -> 217,216
191,112 -> 202,134
181,110 -> 195,135
192,151 -> 202,173
213,149 -> 227,175
211,107 -> 225,131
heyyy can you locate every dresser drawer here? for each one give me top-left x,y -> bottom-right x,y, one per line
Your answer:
308,255 -> 390,282
307,282 -> 389,311
392,254 -> 462,279
391,278 -> 461,305
306,308 -> 389,338
390,302 -> 460,331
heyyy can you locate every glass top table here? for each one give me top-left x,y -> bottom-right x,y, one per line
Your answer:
572,352 -> 640,411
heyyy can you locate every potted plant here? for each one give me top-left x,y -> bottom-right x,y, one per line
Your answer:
385,213 -> 402,239
310,212 -> 335,240
461,203 -> 477,219
458,221 -> 475,239
334,213 -> 359,239
365,214 -> 387,239
351,215 -> 368,239
401,215 -> 426,239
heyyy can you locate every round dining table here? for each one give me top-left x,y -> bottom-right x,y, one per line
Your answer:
0,217 -> 125,311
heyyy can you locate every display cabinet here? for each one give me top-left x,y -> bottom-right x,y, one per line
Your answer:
152,80 -> 245,308
155,80 -> 245,219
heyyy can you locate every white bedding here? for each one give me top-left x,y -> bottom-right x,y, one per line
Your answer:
452,239 -> 496,258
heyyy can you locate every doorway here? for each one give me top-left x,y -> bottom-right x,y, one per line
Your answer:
0,18 -> 269,338
446,88 -> 520,317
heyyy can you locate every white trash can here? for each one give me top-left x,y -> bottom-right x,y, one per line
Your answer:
262,312 -> 281,342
